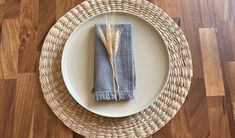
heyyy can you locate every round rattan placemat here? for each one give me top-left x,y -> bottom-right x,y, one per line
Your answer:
39,0 -> 193,137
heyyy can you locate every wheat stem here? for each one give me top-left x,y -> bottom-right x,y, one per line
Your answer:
109,57 -> 118,100
113,55 -> 119,90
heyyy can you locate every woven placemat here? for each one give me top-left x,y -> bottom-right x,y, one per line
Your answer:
39,0 -> 193,137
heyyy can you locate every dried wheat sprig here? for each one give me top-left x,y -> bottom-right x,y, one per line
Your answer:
113,30 -> 120,54
106,25 -> 113,55
97,27 -> 111,56
97,27 -> 106,46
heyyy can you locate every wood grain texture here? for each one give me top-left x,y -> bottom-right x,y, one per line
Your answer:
199,28 -> 225,96
216,20 -> 235,137
56,0 -> 83,20
0,80 -> 16,138
198,0 -> 214,27
37,0 -> 56,52
2,1 -> 20,20
0,0 -> 235,138
0,19 -> 19,79
18,0 -> 39,72
207,96 -> 231,138
162,0 -> 180,18
227,62 -> 235,121
14,73 -> 38,138
227,22 -> 235,60
210,0 -> 231,21
186,78 -> 210,138
216,21 -> 235,61
232,0 -> 235,22
0,0 -> 4,4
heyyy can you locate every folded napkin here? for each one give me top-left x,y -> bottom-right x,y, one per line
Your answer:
94,24 -> 136,101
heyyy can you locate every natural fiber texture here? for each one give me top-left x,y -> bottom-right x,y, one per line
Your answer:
39,0 -> 193,137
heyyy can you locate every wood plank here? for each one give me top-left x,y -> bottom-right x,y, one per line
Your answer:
207,96 -> 231,138
4,0 -> 20,4
211,0 -> 231,21
231,0 -> 235,22
0,8 -> 2,79
153,130 -> 192,138
162,0 -> 179,18
56,0 -> 84,20
215,21 -> 235,137
227,62 -> 235,116
0,4 -> 3,25
56,0 -> 74,19
151,0 -> 180,18
0,79 -> 16,138
18,0 -> 39,73
0,19 -> 20,79
150,0 -> 164,9
37,0 -> 56,52
174,133 -> 192,138
178,0 -> 204,78
199,28 -> 225,96
28,109 -> 34,138
73,0 -> 84,6
152,123 -> 173,138
228,22 -> 235,60
206,0 -> 232,23
73,133 -> 85,138
198,0 -> 214,27
2,1 -> 20,19
13,73 -> 38,138
170,105 -> 190,135
187,78 -> 210,138
216,21 -> 234,61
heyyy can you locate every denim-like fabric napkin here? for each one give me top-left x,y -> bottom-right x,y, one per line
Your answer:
94,24 -> 136,101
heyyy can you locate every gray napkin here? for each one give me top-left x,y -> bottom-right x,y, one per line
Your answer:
94,24 -> 136,101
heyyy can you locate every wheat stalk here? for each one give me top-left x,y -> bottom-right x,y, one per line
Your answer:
113,30 -> 120,53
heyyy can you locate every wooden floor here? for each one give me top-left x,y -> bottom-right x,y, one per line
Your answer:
0,0 -> 235,137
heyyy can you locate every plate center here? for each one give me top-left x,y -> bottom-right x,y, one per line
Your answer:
62,12 -> 169,117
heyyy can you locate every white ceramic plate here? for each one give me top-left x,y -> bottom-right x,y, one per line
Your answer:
61,12 -> 169,118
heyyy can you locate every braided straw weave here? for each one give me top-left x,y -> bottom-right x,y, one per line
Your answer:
39,0 -> 193,137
